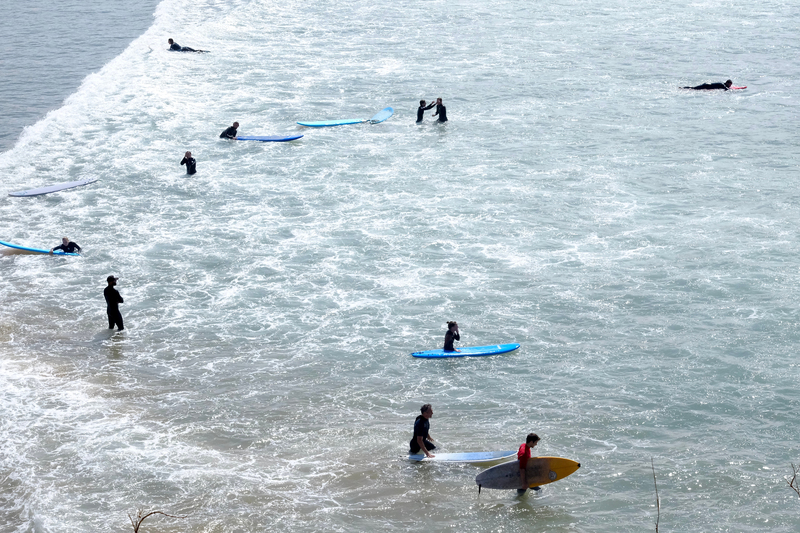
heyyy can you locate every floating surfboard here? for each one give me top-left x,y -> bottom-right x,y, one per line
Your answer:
369,107 -> 394,123
0,239 -> 79,256
297,107 -> 393,127
409,450 -> 516,465
9,178 -> 98,197
731,86 -> 747,90
411,343 -> 520,359
476,457 -> 580,491
236,135 -> 304,142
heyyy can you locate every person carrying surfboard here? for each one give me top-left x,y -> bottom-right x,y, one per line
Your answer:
518,433 -> 541,494
682,80 -> 733,90
409,404 -> 436,458
443,321 -> 460,352
49,237 -> 81,255
220,122 -> 239,139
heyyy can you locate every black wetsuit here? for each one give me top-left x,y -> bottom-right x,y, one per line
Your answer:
180,156 -> 197,175
170,42 -> 200,52
443,330 -> 460,352
683,82 -> 729,90
434,103 -> 448,122
52,242 -> 81,254
220,126 -> 238,139
104,285 -> 124,330
409,416 -> 436,454
417,102 -> 436,122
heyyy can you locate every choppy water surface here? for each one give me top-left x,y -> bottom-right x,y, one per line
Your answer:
1,0 -> 799,531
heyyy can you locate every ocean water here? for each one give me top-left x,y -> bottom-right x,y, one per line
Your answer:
1,0 -> 799,531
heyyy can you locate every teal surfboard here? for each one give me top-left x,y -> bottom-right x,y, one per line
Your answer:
369,107 -> 393,123
408,450 -> 516,464
0,239 -> 79,256
411,343 -> 520,359
296,118 -> 365,127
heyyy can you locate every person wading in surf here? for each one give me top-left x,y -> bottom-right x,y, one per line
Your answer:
517,433 -> 541,494
409,404 -> 436,458
416,100 -> 436,123
443,321 -> 460,352
50,237 -> 81,254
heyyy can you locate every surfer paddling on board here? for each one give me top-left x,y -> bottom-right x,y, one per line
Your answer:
682,80 -> 733,90
167,38 -> 207,53
104,276 -> 124,331
433,98 -> 448,123
517,433 -> 541,495
416,100 -> 436,123
49,237 -> 81,255
180,151 -> 197,175
220,122 -> 239,139
443,321 -> 460,352
410,404 -> 436,458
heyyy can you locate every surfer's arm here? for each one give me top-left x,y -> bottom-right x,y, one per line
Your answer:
416,435 -> 433,457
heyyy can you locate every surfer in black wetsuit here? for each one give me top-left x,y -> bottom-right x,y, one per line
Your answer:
50,237 -> 81,254
409,404 -> 436,458
168,38 -> 206,53
416,100 -> 436,123
104,276 -> 124,331
682,80 -> 733,90
180,151 -> 197,175
433,98 -> 448,123
443,321 -> 460,352
219,122 -> 239,139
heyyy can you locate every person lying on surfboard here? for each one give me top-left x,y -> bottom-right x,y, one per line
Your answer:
682,80 -> 733,90
219,122 -> 239,139
409,404 -> 436,458
443,321 -> 460,352
518,433 -> 541,494
167,38 -> 207,53
50,237 -> 81,255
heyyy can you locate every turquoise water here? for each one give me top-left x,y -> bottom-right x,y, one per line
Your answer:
1,0 -> 799,531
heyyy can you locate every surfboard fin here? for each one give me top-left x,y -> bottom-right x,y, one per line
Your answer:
478,484 -> 481,494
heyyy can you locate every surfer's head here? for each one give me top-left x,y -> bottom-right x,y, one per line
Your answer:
61,237 -> 69,245
233,122 -> 239,128
725,80 -> 733,88
526,433 -> 540,446
447,321 -> 457,331
168,38 -> 174,44
421,404 -> 433,418
420,100 -> 426,106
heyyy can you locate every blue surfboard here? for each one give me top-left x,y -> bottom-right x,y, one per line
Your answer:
408,450 -> 516,464
411,343 -> 520,359
0,239 -> 79,256
369,107 -> 394,123
236,135 -> 303,142
296,118 -> 365,128
9,178 -> 98,197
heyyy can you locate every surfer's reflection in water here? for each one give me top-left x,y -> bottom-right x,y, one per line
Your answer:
410,404 -> 436,458
443,321 -> 460,352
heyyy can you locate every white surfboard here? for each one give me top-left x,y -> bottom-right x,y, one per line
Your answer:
9,178 -> 98,197
408,450 -> 516,465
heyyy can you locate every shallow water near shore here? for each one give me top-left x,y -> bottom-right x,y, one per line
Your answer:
1,0 -> 799,531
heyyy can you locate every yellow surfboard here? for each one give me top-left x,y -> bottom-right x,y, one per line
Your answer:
475,456 -> 580,490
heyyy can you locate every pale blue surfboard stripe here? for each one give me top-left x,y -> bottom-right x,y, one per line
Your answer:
408,451 -> 517,463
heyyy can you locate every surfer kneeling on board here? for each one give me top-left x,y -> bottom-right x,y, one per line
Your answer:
416,100 -> 436,123
682,80 -> 733,91
443,321 -> 460,352
168,38 -> 206,53
220,122 -> 239,139
50,237 -> 81,255
518,433 -> 541,494
410,404 -> 436,458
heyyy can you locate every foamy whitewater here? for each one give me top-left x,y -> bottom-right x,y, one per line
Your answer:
1,0 -> 799,531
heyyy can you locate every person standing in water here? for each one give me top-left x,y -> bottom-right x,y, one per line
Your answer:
49,237 -> 81,254
409,404 -> 436,458
682,80 -> 733,90
180,151 -> 197,175
104,276 -> 124,331
416,100 -> 436,123
220,122 -> 239,139
433,98 -> 448,122
443,321 -> 460,352
517,433 -> 541,494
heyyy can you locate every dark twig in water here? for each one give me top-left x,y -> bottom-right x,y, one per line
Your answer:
651,458 -> 660,532
128,509 -> 187,532
788,463 -> 800,499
